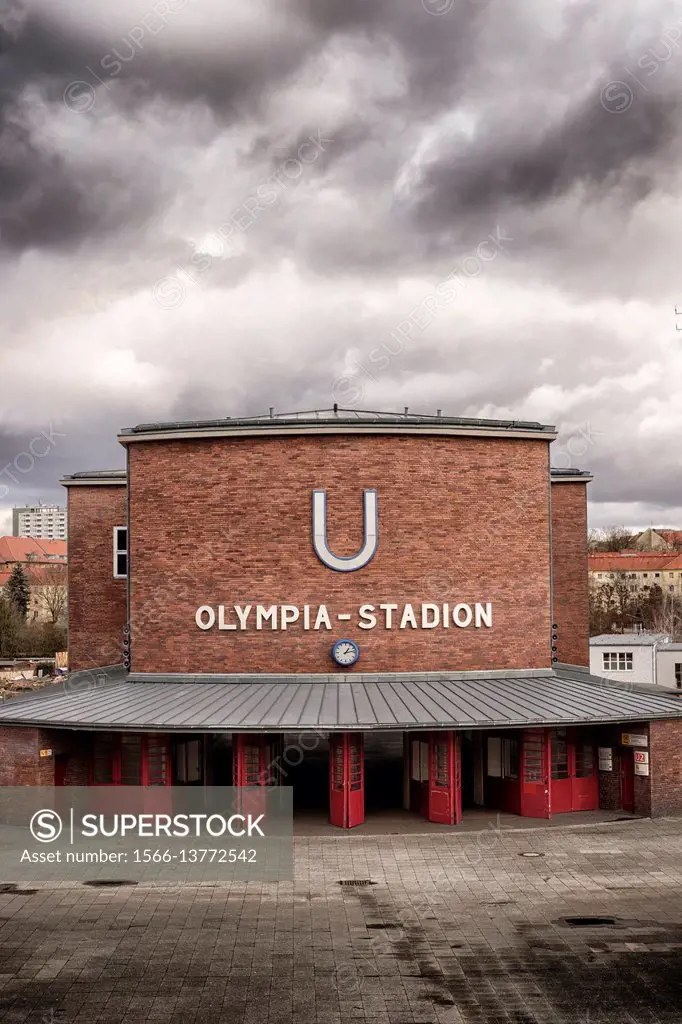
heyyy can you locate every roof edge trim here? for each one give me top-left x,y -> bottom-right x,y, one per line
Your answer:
117,424 -> 558,444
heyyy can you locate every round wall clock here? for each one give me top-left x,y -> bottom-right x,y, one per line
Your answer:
331,638 -> 360,667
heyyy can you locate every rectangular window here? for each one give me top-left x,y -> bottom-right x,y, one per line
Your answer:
174,739 -> 202,784
487,736 -> 517,779
675,664 -> 682,688
148,735 -> 171,786
501,738 -> 518,779
487,736 -> 502,777
602,652 -> 633,671
575,733 -> 595,778
91,733 -> 169,785
92,734 -> 116,784
120,735 -> 143,785
113,526 -> 128,579
551,729 -> 569,780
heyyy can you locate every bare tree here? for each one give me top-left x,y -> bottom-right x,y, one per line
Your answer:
647,591 -> 682,638
588,526 -> 635,553
27,563 -> 67,624
590,572 -> 634,634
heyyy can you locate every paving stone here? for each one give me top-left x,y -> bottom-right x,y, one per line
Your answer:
0,820 -> 681,1020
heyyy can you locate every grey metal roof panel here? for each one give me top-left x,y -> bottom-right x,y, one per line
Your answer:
1,670 -> 681,731
589,634 -> 670,646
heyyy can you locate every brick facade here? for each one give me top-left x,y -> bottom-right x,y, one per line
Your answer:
0,727 -> 55,785
0,727 -> 91,787
128,435 -> 553,674
67,485 -> 127,671
649,719 -> 682,816
551,482 -> 589,666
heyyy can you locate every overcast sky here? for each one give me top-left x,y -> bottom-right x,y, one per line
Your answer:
1,0 -> 681,535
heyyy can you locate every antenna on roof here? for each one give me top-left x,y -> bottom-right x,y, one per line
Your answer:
404,406 -> 409,417
436,409 -> 442,417
269,407 -> 274,419
333,403 -> 338,415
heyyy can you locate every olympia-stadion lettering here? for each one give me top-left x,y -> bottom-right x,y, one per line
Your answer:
195,488 -> 493,632
195,602 -> 494,632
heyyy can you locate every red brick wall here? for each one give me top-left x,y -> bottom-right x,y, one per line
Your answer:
649,719 -> 682,816
67,485 -> 127,671
596,723 -> 653,816
0,727 -> 54,785
551,482 -> 589,666
129,434 -> 553,674
0,728 -> 90,787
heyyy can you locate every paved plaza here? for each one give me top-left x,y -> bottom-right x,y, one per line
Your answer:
0,817 -> 681,1023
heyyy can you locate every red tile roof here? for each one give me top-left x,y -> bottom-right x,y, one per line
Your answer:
0,537 -> 66,565
656,530 -> 682,546
589,552 -> 682,572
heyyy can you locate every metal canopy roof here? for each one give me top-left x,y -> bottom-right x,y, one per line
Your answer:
0,669 -> 679,732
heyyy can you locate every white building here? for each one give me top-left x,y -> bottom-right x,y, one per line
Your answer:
590,633 -> 677,688
12,505 -> 67,540
655,645 -> 682,690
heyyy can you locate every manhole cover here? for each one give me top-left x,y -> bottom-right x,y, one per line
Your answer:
561,916 -> 617,928
338,879 -> 376,886
82,880 -> 138,888
519,852 -> 544,858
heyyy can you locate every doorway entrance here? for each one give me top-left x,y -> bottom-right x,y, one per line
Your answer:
406,731 -> 461,826
620,748 -> 635,812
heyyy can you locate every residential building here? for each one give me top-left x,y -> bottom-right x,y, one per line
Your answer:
589,552 -> 682,600
0,409 -> 681,823
0,537 -> 67,623
12,504 -> 67,540
633,528 -> 682,551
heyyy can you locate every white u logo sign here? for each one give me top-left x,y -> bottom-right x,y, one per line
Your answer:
312,489 -> 378,572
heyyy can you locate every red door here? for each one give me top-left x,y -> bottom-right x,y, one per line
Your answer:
571,729 -> 598,811
428,731 -> 461,825
233,734 -> 270,819
232,734 -> 283,786
520,729 -> 551,818
550,728 -> 572,813
620,749 -> 635,812
329,733 -> 364,828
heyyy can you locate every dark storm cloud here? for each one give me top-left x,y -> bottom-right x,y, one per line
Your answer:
0,3 -> 324,253
0,420 -> 127,501
0,0 -> 679,533
411,80 -> 679,230
1,4 -> 318,122
0,114 -> 164,251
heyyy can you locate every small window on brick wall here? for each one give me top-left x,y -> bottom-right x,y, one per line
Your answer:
675,663 -> 682,690
113,526 -> 128,579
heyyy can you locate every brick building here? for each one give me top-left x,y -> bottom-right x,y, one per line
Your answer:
0,409 -> 681,827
